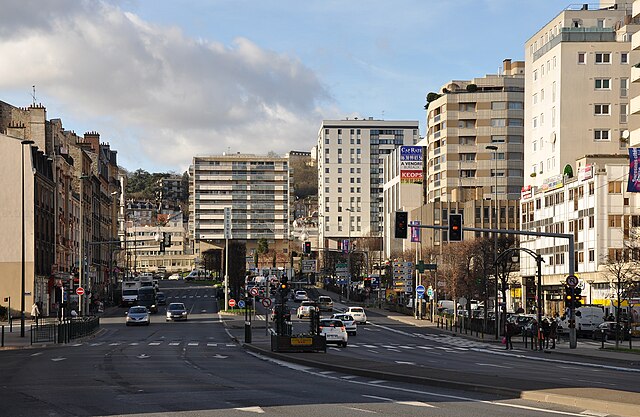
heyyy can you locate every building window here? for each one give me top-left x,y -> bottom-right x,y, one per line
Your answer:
594,78 -> 610,90
577,52 -> 586,64
620,104 -> 628,123
595,52 -> 611,64
589,249 -> 595,262
621,78 -> 629,97
589,215 -> 594,228
594,129 -> 610,141
594,104 -> 610,115
491,102 -> 506,110
508,101 -> 524,110
608,181 -> 622,193
533,70 -> 538,81
491,119 -> 506,127
609,215 -> 622,227
621,52 -> 628,64
589,182 -> 594,195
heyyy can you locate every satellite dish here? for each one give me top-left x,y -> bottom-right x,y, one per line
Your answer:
622,130 -> 630,139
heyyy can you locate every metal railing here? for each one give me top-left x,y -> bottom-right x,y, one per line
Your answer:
30,316 -> 100,345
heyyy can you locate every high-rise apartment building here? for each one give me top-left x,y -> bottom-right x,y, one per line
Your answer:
524,1 -> 637,189
190,153 -> 291,264
425,59 -> 525,204
317,118 -> 419,251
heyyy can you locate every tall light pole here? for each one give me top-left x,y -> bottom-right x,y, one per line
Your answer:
78,175 -> 90,315
486,144 -> 499,338
346,208 -> 353,302
20,140 -> 35,337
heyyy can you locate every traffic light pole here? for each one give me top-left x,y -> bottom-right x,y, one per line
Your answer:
409,222 -> 577,349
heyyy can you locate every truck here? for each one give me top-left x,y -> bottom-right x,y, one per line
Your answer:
137,286 -> 158,313
121,279 -> 141,307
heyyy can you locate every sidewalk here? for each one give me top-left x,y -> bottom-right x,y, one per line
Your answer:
0,320 -> 33,350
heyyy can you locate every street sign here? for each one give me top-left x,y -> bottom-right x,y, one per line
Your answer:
416,285 -> 426,296
238,300 -> 245,309
223,207 -> 232,239
302,259 -> 317,273
228,298 -> 236,308
566,275 -> 579,287
261,298 -> 272,308
76,287 -> 85,296
458,297 -> 467,307
250,287 -> 259,297
427,287 -> 434,297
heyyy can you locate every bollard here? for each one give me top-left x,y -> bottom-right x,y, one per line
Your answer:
601,329 -> 605,349
1,325 -> 4,347
630,329 -> 633,350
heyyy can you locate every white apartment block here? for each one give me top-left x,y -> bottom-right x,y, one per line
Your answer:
524,1 -> 638,190
425,59 -> 526,203
520,0 -> 640,313
190,154 -> 291,258
317,119 -> 419,250
520,155 -> 638,313
630,0 -> 640,143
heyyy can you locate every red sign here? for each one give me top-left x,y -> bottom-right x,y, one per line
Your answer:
228,298 -> 236,308
76,287 -> 85,296
250,287 -> 259,297
262,298 -> 272,308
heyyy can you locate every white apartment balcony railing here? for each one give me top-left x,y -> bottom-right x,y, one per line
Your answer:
630,95 -> 640,115
632,65 -> 640,84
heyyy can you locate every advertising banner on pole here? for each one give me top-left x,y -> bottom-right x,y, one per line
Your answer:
410,220 -> 421,242
400,146 -> 423,184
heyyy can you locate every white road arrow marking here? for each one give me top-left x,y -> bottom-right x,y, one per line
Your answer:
233,406 -> 264,413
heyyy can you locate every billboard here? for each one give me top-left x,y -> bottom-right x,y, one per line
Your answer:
400,146 -> 423,184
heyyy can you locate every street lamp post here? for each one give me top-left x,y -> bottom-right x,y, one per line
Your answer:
20,139 -> 35,337
78,175 -> 90,315
346,208 -> 353,302
496,247 -> 544,350
486,145 -> 499,338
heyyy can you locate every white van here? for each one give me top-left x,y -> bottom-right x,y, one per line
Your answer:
437,300 -> 456,313
559,305 -> 604,336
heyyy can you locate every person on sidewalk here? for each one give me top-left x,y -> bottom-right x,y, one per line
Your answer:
541,318 -> 551,349
549,316 -> 558,349
530,319 -> 538,350
504,321 -> 515,350
31,302 -> 40,324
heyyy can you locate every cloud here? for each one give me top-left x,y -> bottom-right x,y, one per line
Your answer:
0,0 -> 332,171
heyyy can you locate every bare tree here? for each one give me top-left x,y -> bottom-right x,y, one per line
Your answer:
602,248 -> 639,348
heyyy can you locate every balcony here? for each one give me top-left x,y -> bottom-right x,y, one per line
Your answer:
631,95 -> 640,116
632,65 -> 640,84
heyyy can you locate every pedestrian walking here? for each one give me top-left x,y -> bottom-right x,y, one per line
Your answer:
541,318 -> 551,349
504,321 -> 515,350
31,302 -> 40,324
530,319 -> 538,350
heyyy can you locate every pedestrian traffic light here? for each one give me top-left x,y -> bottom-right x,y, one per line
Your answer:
574,286 -> 583,308
448,213 -> 463,242
303,241 -> 311,254
394,211 -> 408,239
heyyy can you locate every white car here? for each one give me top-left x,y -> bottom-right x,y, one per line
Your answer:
293,290 -> 308,302
297,301 -> 318,319
345,307 -> 367,324
331,313 -> 357,336
168,273 -> 181,280
320,318 -> 348,347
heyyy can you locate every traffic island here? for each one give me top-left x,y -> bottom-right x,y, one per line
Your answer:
271,334 -> 326,353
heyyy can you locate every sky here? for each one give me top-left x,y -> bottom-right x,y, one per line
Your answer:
0,0 -> 563,174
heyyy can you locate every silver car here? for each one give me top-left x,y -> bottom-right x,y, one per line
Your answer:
126,306 -> 150,326
166,302 -> 188,321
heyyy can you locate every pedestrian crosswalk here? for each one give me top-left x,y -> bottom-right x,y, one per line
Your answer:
339,340 -> 518,354
69,340 -> 239,349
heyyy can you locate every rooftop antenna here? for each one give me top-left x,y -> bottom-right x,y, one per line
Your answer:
31,85 -> 36,106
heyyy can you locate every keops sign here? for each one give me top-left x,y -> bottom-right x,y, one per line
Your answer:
400,146 -> 423,184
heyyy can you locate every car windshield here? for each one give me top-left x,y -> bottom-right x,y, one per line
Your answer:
129,307 -> 147,314
169,304 -> 185,311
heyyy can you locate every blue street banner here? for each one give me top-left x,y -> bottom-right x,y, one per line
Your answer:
628,148 -> 640,192
410,220 -> 421,242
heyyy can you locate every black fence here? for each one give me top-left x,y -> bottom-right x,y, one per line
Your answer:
30,316 -> 100,345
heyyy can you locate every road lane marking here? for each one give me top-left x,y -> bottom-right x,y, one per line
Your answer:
137,354 -> 150,359
149,342 -> 161,346
363,344 -> 377,348
342,406 -> 376,414
109,343 -> 121,346
169,342 -> 180,346
395,361 -> 416,365
233,406 -> 264,413
476,363 -> 512,369
188,342 -> 199,346
212,354 -> 228,359
129,342 -> 139,346
207,343 -> 217,347
397,401 -> 436,408
366,381 -> 386,385
31,352 -> 43,356
341,375 -> 358,379
51,357 -> 66,362
226,343 -> 236,347
90,342 -> 104,346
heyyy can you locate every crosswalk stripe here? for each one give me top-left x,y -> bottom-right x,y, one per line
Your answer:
188,342 -> 199,346
149,342 -> 161,346
207,343 -> 217,347
169,342 -> 180,346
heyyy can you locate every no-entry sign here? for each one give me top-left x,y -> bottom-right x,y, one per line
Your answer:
76,287 -> 85,296
228,298 -> 236,308
250,287 -> 259,297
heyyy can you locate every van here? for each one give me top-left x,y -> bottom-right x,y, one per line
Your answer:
437,300 -> 455,312
558,305 -> 604,336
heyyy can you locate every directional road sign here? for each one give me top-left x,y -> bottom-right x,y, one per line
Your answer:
238,300 -> 245,309
416,285 -> 426,296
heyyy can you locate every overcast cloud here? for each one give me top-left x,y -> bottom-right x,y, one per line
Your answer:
0,0 -> 334,172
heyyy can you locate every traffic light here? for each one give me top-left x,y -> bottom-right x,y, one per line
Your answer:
163,232 -> 172,247
448,213 -> 463,242
574,286 -> 583,308
303,241 -> 311,254
280,274 -> 288,285
395,211 -> 408,239
564,285 -> 574,308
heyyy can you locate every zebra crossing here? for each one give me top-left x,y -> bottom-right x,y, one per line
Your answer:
332,341 -> 513,353
73,340 -> 240,349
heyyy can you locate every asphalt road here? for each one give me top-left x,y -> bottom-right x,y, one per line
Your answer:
0,281 -> 625,416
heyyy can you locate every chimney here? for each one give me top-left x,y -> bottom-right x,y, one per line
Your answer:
503,59 -> 512,74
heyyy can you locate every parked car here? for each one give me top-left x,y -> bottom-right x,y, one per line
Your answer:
331,313 -> 357,335
319,318 -> 348,347
345,307 -> 367,324
168,273 -> 181,280
293,290 -> 308,302
317,296 -> 334,312
592,321 -> 630,341
156,292 -> 166,305
166,302 -> 188,321
297,301 -> 319,319
126,306 -> 150,326
508,314 -> 537,335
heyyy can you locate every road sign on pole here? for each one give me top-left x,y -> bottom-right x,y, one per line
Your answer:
250,287 -> 259,297
76,287 -> 85,296
228,299 -> 236,308
262,298 -> 272,308
238,300 -> 245,309
416,285 -> 426,297
566,275 -> 578,287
